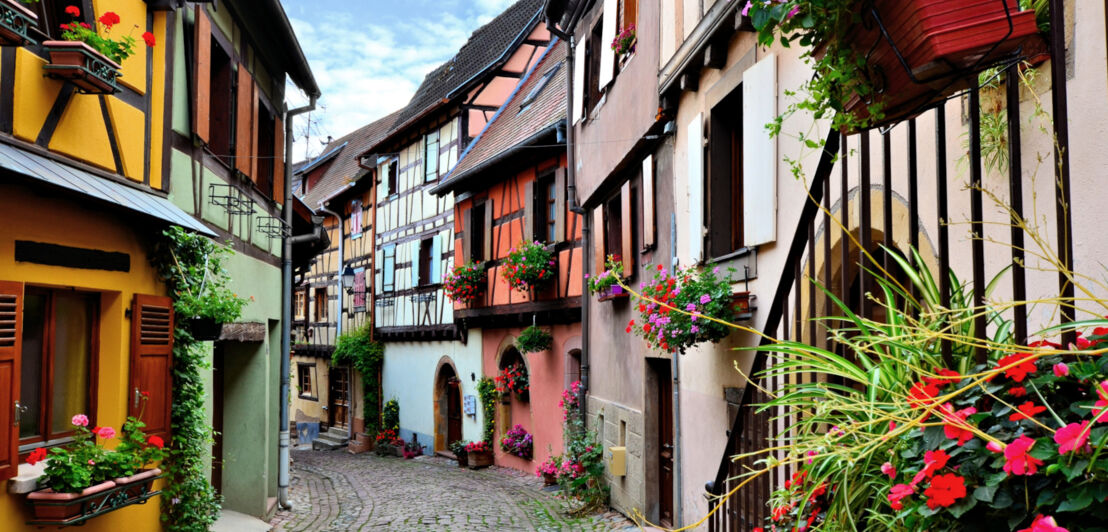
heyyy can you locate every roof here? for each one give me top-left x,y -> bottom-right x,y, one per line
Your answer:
386,0 -> 546,137
0,142 -> 215,236
435,39 -> 566,192
297,109 -> 403,208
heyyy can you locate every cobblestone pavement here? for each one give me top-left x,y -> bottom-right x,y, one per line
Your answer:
269,449 -> 643,532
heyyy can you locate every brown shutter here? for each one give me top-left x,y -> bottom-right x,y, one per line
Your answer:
554,168 -> 566,242
461,206 -> 472,264
250,91 -> 260,181
592,208 -> 605,274
0,281 -> 22,481
274,116 -> 285,204
621,182 -> 633,276
192,7 -> 211,144
235,66 -> 254,178
129,294 -> 174,440
523,181 -> 535,243
483,199 -> 493,261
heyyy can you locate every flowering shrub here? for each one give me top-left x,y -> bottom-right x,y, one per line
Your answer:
611,25 -> 635,55
558,380 -> 581,421
516,325 -> 553,353
536,457 -> 560,477
58,7 -> 154,64
476,377 -> 499,443
557,380 -> 607,514
500,424 -> 534,460
374,429 -> 404,446
495,363 -> 529,396
443,261 -> 485,304
627,263 -> 737,354
465,441 -> 491,454
382,398 -> 400,432
502,241 -> 555,292
32,410 -> 165,493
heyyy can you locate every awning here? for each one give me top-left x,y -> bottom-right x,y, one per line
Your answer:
0,142 -> 215,237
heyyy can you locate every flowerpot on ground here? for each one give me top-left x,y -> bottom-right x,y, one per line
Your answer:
112,468 -> 161,502
0,0 -> 38,47
42,41 -> 122,95
348,433 -> 373,454
542,472 -> 557,486
467,450 -> 494,469
838,0 -> 1042,128
186,316 -> 223,341
26,480 -> 116,522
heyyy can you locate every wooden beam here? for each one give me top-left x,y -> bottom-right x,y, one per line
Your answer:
735,12 -> 755,32
679,71 -> 699,92
704,42 -> 727,70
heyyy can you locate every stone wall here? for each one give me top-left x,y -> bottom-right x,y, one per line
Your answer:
587,396 -> 646,520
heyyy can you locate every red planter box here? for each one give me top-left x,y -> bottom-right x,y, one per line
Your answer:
42,41 -> 122,95
840,0 -> 1042,128
26,480 -> 116,522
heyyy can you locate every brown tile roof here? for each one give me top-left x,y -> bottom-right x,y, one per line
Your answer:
440,39 -> 566,188
386,0 -> 546,137
297,109 -> 403,208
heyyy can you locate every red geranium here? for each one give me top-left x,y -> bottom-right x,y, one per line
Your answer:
887,483 -> 914,510
1009,401 -> 1047,422
98,11 -> 121,28
142,31 -> 156,47
1009,386 -> 1028,397
939,404 -> 977,446
26,447 -> 47,466
64,5 -> 80,16
147,435 -> 165,450
997,352 -> 1038,382
923,473 -> 966,509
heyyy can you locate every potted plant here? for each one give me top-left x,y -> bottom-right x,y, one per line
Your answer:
745,0 -> 1042,133
43,7 -> 156,94
731,291 -> 755,316
449,440 -> 469,468
158,229 -> 249,342
516,325 -> 553,354
373,429 -> 405,457
502,241 -> 556,294
495,363 -> 529,401
444,261 -> 486,306
0,0 -> 39,47
465,441 -> 494,469
25,415 -> 116,521
586,259 -> 629,301
611,24 -> 636,56
102,394 -> 166,501
536,457 -> 560,486
401,434 -> 424,459
622,263 -> 738,354
500,424 -> 534,460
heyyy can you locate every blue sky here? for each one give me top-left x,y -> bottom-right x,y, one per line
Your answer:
281,0 -> 518,161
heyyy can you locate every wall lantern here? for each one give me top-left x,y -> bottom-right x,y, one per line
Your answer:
342,265 -> 356,294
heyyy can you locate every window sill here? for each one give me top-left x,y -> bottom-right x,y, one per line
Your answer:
8,462 -> 47,494
298,394 -> 319,402
596,291 -> 629,303
709,246 -> 755,264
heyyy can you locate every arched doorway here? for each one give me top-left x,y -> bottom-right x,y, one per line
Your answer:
434,362 -> 462,453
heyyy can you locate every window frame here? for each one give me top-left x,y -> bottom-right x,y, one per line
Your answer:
207,36 -> 237,167
350,200 -> 363,238
418,237 -> 434,286
352,268 -> 366,311
585,21 -> 603,115
386,159 -> 399,199
294,290 -> 306,320
314,287 -> 328,322
382,244 -> 396,293
471,202 -> 487,263
534,175 -> 557,243
297,363 -> 316,400
707,85 -> 745,259
18,287 -> 99,450
424,131 -> 440,183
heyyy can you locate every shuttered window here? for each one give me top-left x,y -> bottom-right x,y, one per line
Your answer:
129,295 -> 173,440
0,281 -> 22,481
642,155 -> 655,249
192,6 -> 212,145
598,0 -> 617,89
382,244 -> 396,292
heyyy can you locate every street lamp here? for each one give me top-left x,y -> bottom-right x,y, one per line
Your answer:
342,265 -> 355,295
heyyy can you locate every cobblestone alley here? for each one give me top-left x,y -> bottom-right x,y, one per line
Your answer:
268,450 -> 641,531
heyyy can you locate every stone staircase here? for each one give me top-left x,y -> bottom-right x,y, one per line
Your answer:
311,426 -> 349,451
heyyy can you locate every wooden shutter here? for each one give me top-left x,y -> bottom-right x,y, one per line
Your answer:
410,242 -> 420,288
129,294 -> 174,441
483,199 -> 493,261
642,155 -> 655,249
620,182 -> 633,276
743,54 -> 778,246
0,281 -> 22,481
235,66 -> 255,178
192,6 -> 211,144
274,116 -> 285,204
687,113 -> 705,262
598,0 -> 618,89
523,181 -> 535,243
554,168 -> 567,242
592,208 -> 605,274
461,207 -> 472,264
572,41 -> 586,123
431,234 -> 442,284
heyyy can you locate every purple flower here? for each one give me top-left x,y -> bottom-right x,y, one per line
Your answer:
713,266 -> 721,274
691,313 -> 699,322
691,326 -> 700,334
686,303 -> 697,312
700,294 -> 712,305
741,1 -> 753,16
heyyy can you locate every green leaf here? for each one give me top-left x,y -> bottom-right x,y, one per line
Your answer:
1056,489 -> 1092,512
993,488 -> 1014,509
973,484 -> 998,503
949,496 -> 978,518
1035,488 -> 1057,507
985,471 -> 1008,486
923,426 -> 946,449
1066,459 -> 1089,481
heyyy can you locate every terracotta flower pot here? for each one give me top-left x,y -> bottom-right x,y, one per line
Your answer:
42,40 -> 122,95
26,480 -> 117,522
0,0 -> 38,47
112,468 -> 161,502
542,472 -> 557,486
467,450 -> 494,469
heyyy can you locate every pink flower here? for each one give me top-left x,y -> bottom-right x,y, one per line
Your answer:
1018,515 -> 1070,532
880,462 -> 896,479
1053,363 -> 1069,377
699,294 -> 711,304
71,414 -> 89,427
1054,421 -> 1090,454
1003,435 -> 1044,476
888,484 -> 914,510
939,404 -> 977,446
1093,381 -> 1108,422
987,441 -> 1005,453
95,426 -> 116,440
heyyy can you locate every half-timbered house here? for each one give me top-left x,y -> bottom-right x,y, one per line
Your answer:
431,40 -> 581,473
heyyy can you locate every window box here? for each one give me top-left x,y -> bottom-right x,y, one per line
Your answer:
731,291 -> 756,321
467,450 -> 494,469
42,41 -> 121,95
112,468 -> 161,502
0,0 -> 37,47
25,480 -> 116,524
596,283 -> 629,302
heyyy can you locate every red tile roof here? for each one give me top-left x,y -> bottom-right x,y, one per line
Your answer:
297,109 -> 403,208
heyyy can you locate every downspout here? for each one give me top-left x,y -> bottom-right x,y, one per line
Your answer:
280,95 -> 317,511
317,205 -> 350,435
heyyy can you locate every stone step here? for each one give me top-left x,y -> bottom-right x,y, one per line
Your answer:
312,436 -> 348,451
324,427 -> 349,439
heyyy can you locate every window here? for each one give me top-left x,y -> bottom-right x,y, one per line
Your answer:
424,131 -> 440,182
596,182 -> 633,277
418,238 -> 433,286
208,38 -> 236,165
314,288 -> 328,322
471,202 -> 487,262
34,1 -> 84,40
604,195 -> 623,265
19,289 -> 97,446
350,200 -> 363,237
382,244 -> 396,292
708,86 -> 744,258
382,159 -> 398,198
294,290 -> 306,320
256,103 -> 276,198
534,176 -> 557,243
585,22 -> 603,114
353,269 -> 366,311
297,364 -> 314,398
620,0 -> 638,30
519,64 -> 562,113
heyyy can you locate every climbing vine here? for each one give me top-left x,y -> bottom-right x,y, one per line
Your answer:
331,325 -> 384,435
151,227 -> 247,531
476,377 -> 499,443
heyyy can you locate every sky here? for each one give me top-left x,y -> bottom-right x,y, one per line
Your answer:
280,0 -> 519,162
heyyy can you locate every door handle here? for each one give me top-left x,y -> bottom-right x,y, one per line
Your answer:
14,401 -> 27,426
134,387 -> 142,409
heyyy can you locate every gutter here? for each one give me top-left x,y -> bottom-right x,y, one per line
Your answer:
279,94 -> 317,511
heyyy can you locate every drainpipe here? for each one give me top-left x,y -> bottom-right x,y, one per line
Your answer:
562,33 -> 589,420
317,205 -> 351,435
280,94 -> 317,511
673,356 -> 683,527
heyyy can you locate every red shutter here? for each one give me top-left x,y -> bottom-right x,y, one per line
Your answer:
192,6 -> 211,144
129,295 -> 174,440
0,281 -> 22,481
235,67 -> 255,179
274,116 -> 285,204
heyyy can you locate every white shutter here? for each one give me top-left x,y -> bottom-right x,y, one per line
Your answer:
431,234 -> 442,284
572,41 -> 586,124
598,0 -> 617,89
687,113 -> 704,263
410,242 -> 419,288
642,154 -> 655,248
743,53 -> 778,246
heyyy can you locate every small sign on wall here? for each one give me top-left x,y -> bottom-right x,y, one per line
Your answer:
464,395 -> 477,417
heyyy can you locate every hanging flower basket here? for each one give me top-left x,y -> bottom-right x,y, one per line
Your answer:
43,41 -> 122,94
186,316 -> 223,341
495,363 -> 529,401
0,0 -> 38,47
516,326 -> 553,354
502,241 -> 556,293
444,261 -> 486,306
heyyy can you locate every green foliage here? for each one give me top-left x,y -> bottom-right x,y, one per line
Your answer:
448,439 -> 469,457
517,326 -> 554,353
332,325 -> 384,434
57,6 -> 150,64
40,423 -> 97,493
152,227 -> 249,324
476,377 -> 500,443
585,258 -> 622,295
502,240 -> 556,292
382,399 -> 400,433
557,381 -> 608,514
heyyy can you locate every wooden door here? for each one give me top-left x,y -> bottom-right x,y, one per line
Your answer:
655,360 -> 675,526
329,367 -> 350,429
446,380 -> 462,446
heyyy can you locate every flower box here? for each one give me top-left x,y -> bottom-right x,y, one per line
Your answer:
112,468 -> 161,502
467,450 -> 494,469
375,442 -> 403,457
42,41 -> 122,95
186,317 -> 223,341
25,480 -> 117,522
0,0 -> 38,47
597,284 -> 629,302
731,291 -> 754,316
839,0 -> 1042,128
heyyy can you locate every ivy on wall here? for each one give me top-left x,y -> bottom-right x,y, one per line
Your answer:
476,377 -> 499,444
332,325 -> 384,435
